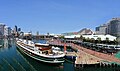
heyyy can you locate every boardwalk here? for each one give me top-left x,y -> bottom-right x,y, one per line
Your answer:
70,43 -> 120,63
48,39 -> 120,64
75,50 -> 102,64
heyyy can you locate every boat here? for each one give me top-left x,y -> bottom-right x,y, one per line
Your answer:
16,39 -> 65,64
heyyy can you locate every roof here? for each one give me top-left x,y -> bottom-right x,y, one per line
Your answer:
82,34 -> 116,41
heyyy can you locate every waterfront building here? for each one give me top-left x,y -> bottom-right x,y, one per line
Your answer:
95,24 -> 107,35
8,27 -> 12,37
107,18 -> 120,37
64,34 -> 116,41
0,24 -> 5,37
14,25 -> 18,32
17,28 -> 22,36
64,35 -> 80,39
4,26 -> 8,37
4,26 -> 12,37
82,35 -> 116,41
13,25 -> 18,37
18,28 -> 21,32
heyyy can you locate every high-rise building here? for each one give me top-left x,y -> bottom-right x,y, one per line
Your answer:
4,26 -> 8,36
8,27 -> 12,36
15,25 -> 18,32
107,18 -> 120,37
95,24 -> 107,35
0,24 -> 5,36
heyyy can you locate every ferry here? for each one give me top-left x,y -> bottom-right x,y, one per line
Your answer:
16,39 -> 65,64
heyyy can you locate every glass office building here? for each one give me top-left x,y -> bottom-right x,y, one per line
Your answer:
107,18 -> 120,37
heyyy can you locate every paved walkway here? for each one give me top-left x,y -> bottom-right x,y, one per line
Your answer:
70,43 -> 120,63
75,50 -> 102,64
48,39 -> 120,64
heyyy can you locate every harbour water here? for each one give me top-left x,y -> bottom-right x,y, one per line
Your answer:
0,39 -> 74,71
0,39 -> 120,71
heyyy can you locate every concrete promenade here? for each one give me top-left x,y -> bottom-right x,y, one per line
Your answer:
75,49 -> 102,64
71,43 -> 120,63
48,39 -> 120,64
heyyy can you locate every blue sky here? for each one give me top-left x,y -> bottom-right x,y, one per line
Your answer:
0,0 -> 120,34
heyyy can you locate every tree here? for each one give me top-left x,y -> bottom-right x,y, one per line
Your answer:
83,37 -> 86,42
97,37 -> 101,43
105,37 -> 109,44
80,35 -> 83,41
113,39 -> 118,45
86,37 -> 90,42
90,38 -> 95,43
59,35 -> 64,39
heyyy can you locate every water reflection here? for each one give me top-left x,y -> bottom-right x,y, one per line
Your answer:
3,39 -> 8,48
0,38 -> 13,51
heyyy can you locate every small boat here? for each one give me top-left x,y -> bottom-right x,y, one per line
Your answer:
16,39 -> 65,64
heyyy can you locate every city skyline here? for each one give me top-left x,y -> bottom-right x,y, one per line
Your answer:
0,0 -> 120,34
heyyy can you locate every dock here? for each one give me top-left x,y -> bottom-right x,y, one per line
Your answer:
47,39 -> 120,67
75,50 -> 102,65
70,43 -> 120,63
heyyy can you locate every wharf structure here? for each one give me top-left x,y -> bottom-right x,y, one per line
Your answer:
47,39 -> 120,67
33,35 -> 54,40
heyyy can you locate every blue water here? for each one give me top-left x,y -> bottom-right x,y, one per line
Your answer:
0,39 -> 120,71
0,39 -> 74,71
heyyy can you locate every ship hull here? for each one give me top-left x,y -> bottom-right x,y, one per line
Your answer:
16,42 -> 65,64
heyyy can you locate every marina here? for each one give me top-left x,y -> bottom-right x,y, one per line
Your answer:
1,0 -> 120,71
0,39 -> 120,71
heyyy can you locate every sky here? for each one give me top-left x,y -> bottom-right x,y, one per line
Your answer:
0,0 -> 120,34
